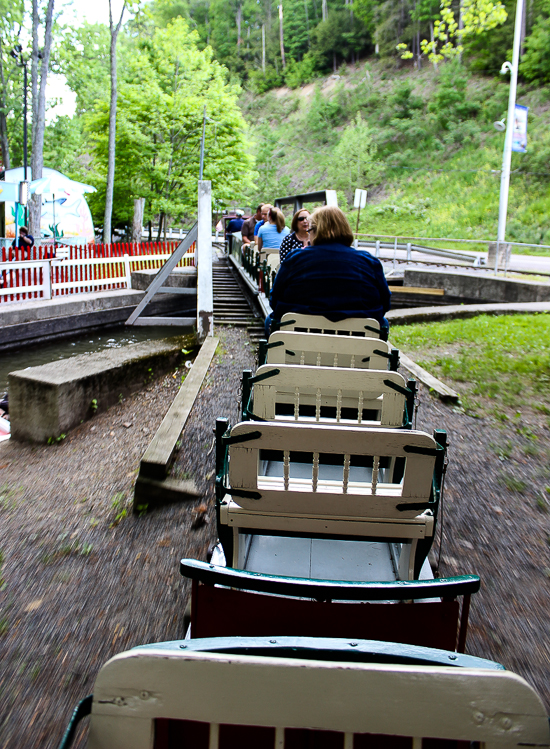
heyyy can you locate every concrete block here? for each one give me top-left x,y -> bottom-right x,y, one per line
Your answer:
403,268 -> 550,304
131,267 -> 197,291
8,337 -> 191,443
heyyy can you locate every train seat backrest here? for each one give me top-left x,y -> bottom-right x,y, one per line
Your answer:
87,643 -> 550,749
250,364 -> 409,428
279,312 -> 381,338
266,331 -> 393,369
225,421 -> 436,519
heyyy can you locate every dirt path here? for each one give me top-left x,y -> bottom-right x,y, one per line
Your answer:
0,329 -> 548,748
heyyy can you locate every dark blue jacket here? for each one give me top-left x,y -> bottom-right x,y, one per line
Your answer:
270,241 -> 391,323
227,217 -> 244,233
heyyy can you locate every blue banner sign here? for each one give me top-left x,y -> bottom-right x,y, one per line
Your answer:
512,104 -> 528,153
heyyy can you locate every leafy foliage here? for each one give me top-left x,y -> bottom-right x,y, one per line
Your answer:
85,19 -> 254,226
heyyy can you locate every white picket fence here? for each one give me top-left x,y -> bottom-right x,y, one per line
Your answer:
0,251 -> 195,304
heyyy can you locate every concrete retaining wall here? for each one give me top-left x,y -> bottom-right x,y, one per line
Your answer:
0,290 -> 195,350
403,268 -> 550,304
8,337 -> 190,442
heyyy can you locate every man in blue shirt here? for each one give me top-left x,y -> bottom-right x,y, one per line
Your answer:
226,211 -> 244,234
254,203 -> 271,237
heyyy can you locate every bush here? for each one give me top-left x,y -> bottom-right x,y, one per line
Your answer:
284,52 -> 319,89
428,61 -> 480,129
247,66 -> 283,95
520,7 -> 550,83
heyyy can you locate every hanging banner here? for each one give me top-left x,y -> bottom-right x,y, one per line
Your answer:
512,104 -> 528,153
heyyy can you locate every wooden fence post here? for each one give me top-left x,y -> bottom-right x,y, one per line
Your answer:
197,180 -> 213,339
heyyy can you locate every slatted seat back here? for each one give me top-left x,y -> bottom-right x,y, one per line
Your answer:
266,331 -> 396,370
279,312 -> 382,338
226,421 -> 436,519
250,364 -> 410,428
86,639 -> 549,749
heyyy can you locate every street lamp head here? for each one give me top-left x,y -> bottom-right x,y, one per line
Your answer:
493,120 -> 506,132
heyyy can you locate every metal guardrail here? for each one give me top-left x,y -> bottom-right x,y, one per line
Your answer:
357,239 -> 483,266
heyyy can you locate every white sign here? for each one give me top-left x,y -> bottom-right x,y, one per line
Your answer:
354,188 -> 367,209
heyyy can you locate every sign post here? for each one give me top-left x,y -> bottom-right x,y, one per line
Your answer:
353,188 -> 367,249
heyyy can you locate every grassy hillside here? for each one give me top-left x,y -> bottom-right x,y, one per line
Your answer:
240,59 -> 550,254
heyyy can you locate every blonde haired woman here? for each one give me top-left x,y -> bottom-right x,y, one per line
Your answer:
266,205 -> 391,337
257,207 -> 289,253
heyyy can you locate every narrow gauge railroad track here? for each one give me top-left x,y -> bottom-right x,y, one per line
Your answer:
213,255 -> 264,343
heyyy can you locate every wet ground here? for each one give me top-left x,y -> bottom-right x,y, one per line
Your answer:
0,326 -> 548,748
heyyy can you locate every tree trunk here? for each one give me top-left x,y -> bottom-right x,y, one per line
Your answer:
156,212 -> 164,241
29,0 -> 55,238
304,0 -> 310,46
322,0 -> 327,22
236,3 -> 242,46
279,3 -> 286,69
0,38 -> 10,169
103,0 -> 126,244
132,198 -> 145,243
262,24 -> 266,72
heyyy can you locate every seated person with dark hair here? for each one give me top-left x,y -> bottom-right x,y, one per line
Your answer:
266,206 -> 390,337
10,225 -> 34,260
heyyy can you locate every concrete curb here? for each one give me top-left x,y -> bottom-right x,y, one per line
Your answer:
387,301 -> 550,325
134,336 -> 219,512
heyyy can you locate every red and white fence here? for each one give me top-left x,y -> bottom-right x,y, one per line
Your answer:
0,240 -> 196,304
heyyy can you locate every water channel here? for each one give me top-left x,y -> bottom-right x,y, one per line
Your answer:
0,325 -> 195,393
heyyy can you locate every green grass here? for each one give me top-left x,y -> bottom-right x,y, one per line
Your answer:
390,314 -> 550,415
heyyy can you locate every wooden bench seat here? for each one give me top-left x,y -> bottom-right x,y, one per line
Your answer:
242,364 -> 416,428
215,420 -> 447,579
264,331 -> 399,369
278,312 -> 384,339
60,636 -> 549,749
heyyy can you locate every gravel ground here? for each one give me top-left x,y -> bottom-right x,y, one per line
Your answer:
0,328 -> 548,748
0,327 -> 256,749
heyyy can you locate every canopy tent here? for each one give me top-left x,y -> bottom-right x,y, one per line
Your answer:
2,168 -> 96,243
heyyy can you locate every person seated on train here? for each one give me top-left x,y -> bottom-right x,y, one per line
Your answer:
254,204 -> 272,238
257,207 -> 290,254
242,205 -> 262,245
265,206 -> 391,337
279,208 -> 311,262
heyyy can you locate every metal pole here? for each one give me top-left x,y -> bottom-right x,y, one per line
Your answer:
497,0 -> 524,243
393,236 -> 397,271
355,205 -> 361,250
199,105 -> 206,181
23,58 -> 28,225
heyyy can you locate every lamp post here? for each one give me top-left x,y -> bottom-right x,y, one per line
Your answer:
10,44 -> 29,225
497,0 -> 524,244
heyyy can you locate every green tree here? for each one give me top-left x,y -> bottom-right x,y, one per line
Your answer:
86,18 -> 255,228
328,113 -> 381,199
57,23 -> 110,115
0,0 -> 24,168
520,0 -> 550,83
